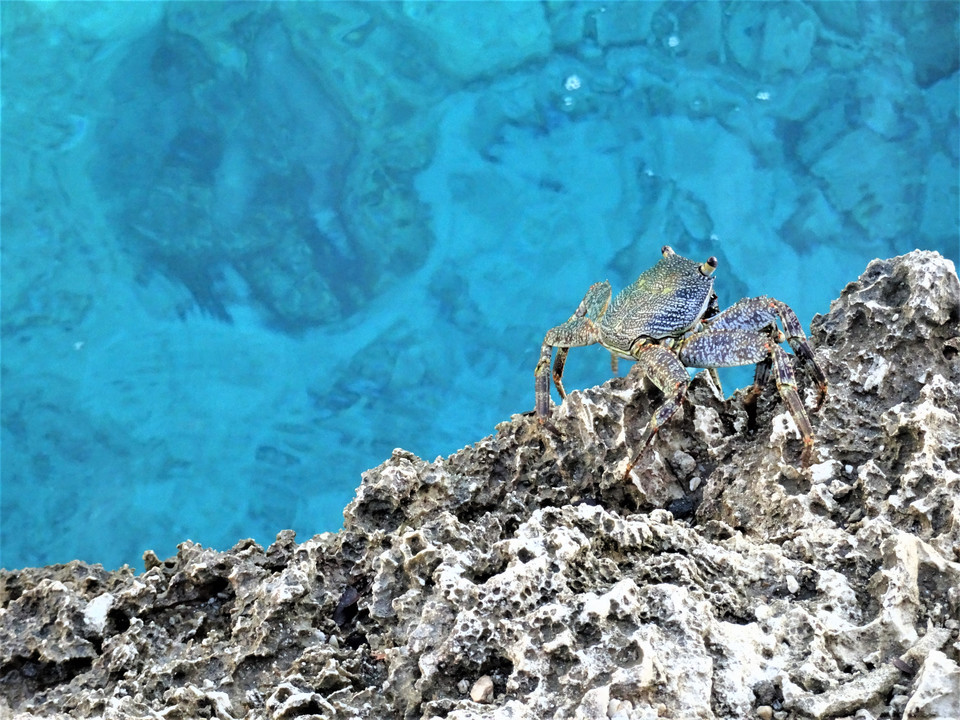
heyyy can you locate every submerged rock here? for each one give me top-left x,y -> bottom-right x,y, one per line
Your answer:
2,250 -> 958,719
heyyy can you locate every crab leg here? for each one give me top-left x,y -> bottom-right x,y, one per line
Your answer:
622,344 -> 691,480
553,347 -> 570,398
535,318 -> 597,433
535,341 -> 556,426
534,282 -> 612,425
678,328 -> 816,463
535,315 -> 597,410
743,358 -> 773,430
707,296 -> 827,407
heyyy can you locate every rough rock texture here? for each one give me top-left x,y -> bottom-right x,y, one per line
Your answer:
2,250 -> 959,719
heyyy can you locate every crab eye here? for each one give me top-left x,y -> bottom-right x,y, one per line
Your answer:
700,256 -> 718,276
661,245 -> 674,257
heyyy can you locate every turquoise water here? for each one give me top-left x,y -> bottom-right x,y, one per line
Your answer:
1,2 -> 957,571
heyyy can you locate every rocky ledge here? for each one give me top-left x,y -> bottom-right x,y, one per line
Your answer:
2,250 -> 959,720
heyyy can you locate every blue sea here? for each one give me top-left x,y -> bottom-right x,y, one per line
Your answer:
1,2 -> 957,571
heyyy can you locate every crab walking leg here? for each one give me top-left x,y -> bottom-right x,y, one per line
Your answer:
535,341 -> 558,427
536,315 -> 600,408
763,299 -> 827,404
535,325 -> 596,435
622,344 -> 692,480
770,346 -> 817,465
743,357 -> 773,430
678,328 -> 816,460
707,296 -> 828,406
534,282 -> 612,425
749,357 -> 773,399
550,281 -> 613,398
553,347 -> 569,398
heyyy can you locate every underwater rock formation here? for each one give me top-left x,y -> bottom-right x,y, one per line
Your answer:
2,249 -> 958,718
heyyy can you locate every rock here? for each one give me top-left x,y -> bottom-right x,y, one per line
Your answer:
811,127 -> 922,243
920,151 -> 960,244
400,2 -> 551,82
902,649 -> 960,718
469,675 -> 494,704
811,2 -> 862,37
589,2 -> 661,49
2,250 -> 959,718
726,2 -> 819,77
902,1 -> 960,88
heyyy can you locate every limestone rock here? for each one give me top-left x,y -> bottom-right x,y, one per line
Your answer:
811,128 -> 923,243
726,2 -> 820,77
400,2 -> 551,82
2,250 -> 959,719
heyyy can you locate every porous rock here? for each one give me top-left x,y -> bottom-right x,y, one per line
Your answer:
2,250 -> 958,719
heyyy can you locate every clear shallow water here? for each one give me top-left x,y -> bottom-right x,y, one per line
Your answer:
1,2 -> 957,570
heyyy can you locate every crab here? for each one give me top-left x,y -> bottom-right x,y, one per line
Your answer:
534,246 -> 827,478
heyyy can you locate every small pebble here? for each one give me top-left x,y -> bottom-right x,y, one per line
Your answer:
671,450 -> 696,478
756,706 -> 773,720
470,675 -> 494,703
